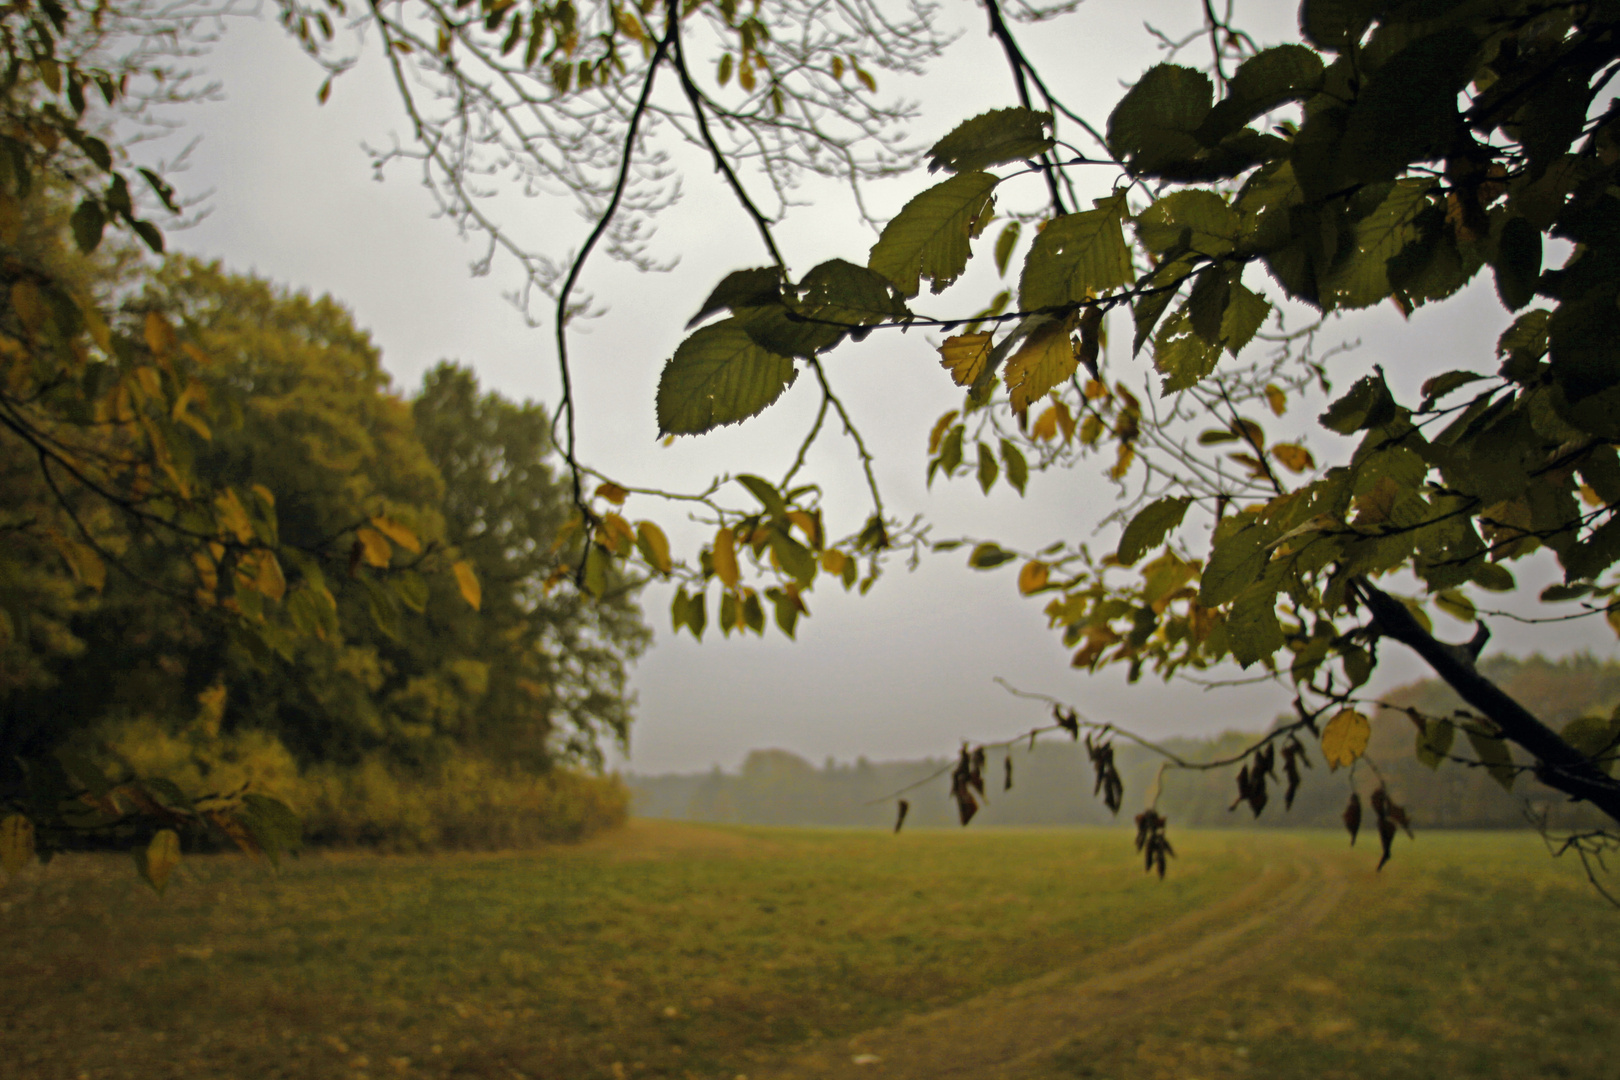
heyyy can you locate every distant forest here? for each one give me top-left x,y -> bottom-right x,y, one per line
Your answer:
629,655 -> 1620,831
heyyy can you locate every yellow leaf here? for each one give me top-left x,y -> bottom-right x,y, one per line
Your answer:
820,549 -> 847,576
1054,400 -> 1076,442
1321,709 -> 1371,770
1018,560 -> 1049,594
143,829 -> 181,895
355,527 -> 391,567
453,560 -> 482,610
254,550 -> 286,602
49,533 -> 106,591
1004,315 -> 1079,417
196,683 -> 227,738
928,410 -> 958,455
0,814 -> 35,876
636,520 -> 672,574
596,481 -> 629,505
786,510 -> 822,550
216,489 -> 256,544
79,301 -> 112,353
1031,405 -> 1058,441
712,527 -> 740,590
369,515 -> 420,553
181,343 -> 213,367
1265,383 -> 1287,416
11,281 -> 45,333
597,512 -> 635,556
1271,443 -> 1315,473
938,333 -> 992,387
144,311 -> 177,357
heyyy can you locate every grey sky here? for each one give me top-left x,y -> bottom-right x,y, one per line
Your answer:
164,1 -> 1617,775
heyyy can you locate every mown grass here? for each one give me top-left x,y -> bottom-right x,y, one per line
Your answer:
0,823 -> 1615,1080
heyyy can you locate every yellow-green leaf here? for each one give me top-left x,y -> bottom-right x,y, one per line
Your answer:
868,171 -> 998,298
141,829 -> 181,895
938,332 -> 992,387
1004,315 -> 1078,417
1322,709 -> 1371,769
712,527 -> 740,590
355,527 -> 391,568
453,560 -> 482,610
636,520 -> 672,574
370,515 -> 421,553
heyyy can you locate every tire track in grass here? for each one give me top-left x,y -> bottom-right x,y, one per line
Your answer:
746,845 -> 1349,1080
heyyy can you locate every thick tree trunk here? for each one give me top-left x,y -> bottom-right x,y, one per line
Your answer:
1354,578 -> 1620,825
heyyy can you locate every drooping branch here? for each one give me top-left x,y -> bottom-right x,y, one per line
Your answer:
1353,576 -> 1620,824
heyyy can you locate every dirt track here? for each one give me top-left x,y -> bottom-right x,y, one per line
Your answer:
747,848 -> 1348,1080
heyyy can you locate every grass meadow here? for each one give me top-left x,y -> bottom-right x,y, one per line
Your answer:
1,822 -> 1615,1080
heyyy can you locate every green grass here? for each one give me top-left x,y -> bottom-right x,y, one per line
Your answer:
0,822 -> 1615,1080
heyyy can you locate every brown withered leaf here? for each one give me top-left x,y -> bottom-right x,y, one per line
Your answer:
1052,704 -> 1080,740
1004,754 -> 1014,792
1134,809 -> 1174,879
893,799 -> 909,834
1343,791 -> 1362,846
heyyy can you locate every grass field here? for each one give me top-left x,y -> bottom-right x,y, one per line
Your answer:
0,822 -> 1615,1080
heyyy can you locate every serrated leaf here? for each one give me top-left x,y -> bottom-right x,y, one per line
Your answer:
1321,709 -> 1371,769
939,332 -> 992,387
1319,373 -> 1396,434
1133,190 -> 1240,256
927,108 -> 1054,174
1152,309 -> 1222,392
453,560 -> 481,610
1004,315 -> 1078,417
1118,496 -> 1192,566
657,319 -> 798,435
787,258 -> 911,328
1107,63 -> 1212,175
1324,179 -> 1435,309
868,171 -> 998,298
1018,199 -> 1134,311
1227,590 -> 1284,667
1200,520 -> 1274,607
687,267 -> 781,328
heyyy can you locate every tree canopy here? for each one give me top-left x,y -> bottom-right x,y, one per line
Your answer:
11,0 -> 1620,889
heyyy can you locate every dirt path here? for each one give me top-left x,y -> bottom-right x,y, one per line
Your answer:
746,846 -> 1349,1080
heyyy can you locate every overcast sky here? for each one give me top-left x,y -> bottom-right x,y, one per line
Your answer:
161,0 -> 1619,775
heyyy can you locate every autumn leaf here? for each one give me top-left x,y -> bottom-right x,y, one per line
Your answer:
0,815 -> 34,876
1032,404 -> 1059,441
453,560 -> 482,610
370,515 -> 421,553
636,520 -> 672,574
138,829 -> 181,895
1004,314 -> 1079,417
355,526 -> 391,568
597,512 -> 635,556
1265,383 -> 1286,416
1270,443 -> 1314,473
938,332 -> 993,386
1322,709 -> 1371,769
144,311 -> 177,357
596,481 -> 629,504
1018,560 -> 1049,594
928,410 -> 958,454
712,527 -> 740,590
216,489 -> 256,545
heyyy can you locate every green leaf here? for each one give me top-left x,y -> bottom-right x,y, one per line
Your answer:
1000,438 -> 1028,496
786,258 -> 912,329
766,587 -> 802,638
1492,217 -> 1542,312
976,440 -> 999,493
1018,196 -> 1134,311
1107,63 -> 1212,175
1319,373 -> 1396,434
1199,519 -> 1275,607
1465,726 -> 1518,791
70,199 -> 104,253
1197,45 -> 1323,143
1420,370 -> 1486,407
1561,715 -> 1620,775
240,793 -> 302,852
868,171 -> 998,297
1152,309 -> 1222,393
1416,716 -> 1454,770
391,570 -> 429,614
968,542 -> 1017,569
1227,590 -> 1283,667
938,424 -> 964,475
1338,29 -> 1479,186
1133,190 -> 1240,257
583,544 -> 609,598
1117,496 -> 1192,566
1299,0 -> 1379,51
927,108 -> 1054,174
687,267 -> 780,328
735,474 -> 787,519
769,528 -> 817,586
994,221 -> 1021,277
1324,179 -> 1435,309
1220,282 -> 1270,355
657,320 -> 798,435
